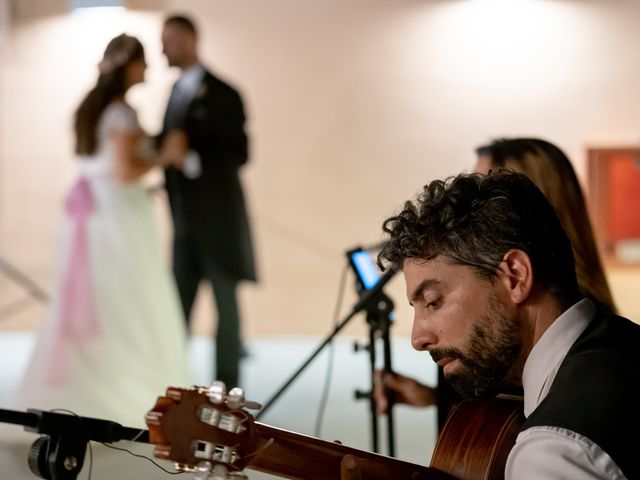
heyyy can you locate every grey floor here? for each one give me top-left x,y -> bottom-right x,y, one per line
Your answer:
0,333 -> 439,479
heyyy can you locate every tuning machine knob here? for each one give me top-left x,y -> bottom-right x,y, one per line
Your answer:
192,461 -> 249,480
207,381 -> 228,404
206,381 -> 262,411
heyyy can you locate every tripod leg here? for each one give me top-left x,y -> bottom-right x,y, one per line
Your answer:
367,328 -> 379,454
382,327 -> 396,458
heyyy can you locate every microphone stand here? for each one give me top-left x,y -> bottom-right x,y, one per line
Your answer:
255,265 -> 398,422
0,408 -> 148,480
353,289 -> 396,457
0,256 -> 49,323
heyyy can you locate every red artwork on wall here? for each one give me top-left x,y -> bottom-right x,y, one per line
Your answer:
588,147 -> 640,263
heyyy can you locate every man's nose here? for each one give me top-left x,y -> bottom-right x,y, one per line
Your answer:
411,313 -> 436,351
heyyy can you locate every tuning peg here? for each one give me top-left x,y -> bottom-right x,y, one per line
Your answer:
227,387 -> 245,409
203,381 -> 262,411
244,400 -> 262,410
192,461 -> 248,480
225,387 -> 262,411
193,460 -> 213,480
211,464 -> 230,480
207,381 -> 228,404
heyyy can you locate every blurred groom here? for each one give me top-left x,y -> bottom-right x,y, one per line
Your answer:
159,14 -> 257,388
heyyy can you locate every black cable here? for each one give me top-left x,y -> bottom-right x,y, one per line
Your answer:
99,442 -> 184,475
29,409 -> 168,479
313,262 -> 349,438
5,407 -> 183,477
256,265 -> 397,419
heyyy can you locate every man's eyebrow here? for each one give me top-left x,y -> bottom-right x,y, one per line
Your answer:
409,279 -> 441,305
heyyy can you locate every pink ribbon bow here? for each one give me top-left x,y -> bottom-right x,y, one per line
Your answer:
47,177 -> 100,386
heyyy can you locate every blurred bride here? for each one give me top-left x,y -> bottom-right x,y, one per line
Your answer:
6,33 -> 192,432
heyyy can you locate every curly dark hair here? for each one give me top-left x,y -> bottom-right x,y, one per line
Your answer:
378,170 -> 580,306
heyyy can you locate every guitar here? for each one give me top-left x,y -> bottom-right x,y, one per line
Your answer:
145,384 -> 524,480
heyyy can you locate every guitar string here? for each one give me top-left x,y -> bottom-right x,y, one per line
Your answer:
101,410 -> 254,476
241,437 -> 275,461
99,408 -> 274,475
129,427 -> 147,442
223,409 -> 278,469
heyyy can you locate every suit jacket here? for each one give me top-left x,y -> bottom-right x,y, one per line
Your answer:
162,69 -> 257,282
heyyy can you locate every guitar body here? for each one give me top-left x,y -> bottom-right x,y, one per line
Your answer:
146,387 -> 524,480
430,395 -> 524,480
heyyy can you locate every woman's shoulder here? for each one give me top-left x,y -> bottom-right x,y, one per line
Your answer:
101,101 -> 139,132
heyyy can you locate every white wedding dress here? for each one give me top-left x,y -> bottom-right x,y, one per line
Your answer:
5,102 -> 192,437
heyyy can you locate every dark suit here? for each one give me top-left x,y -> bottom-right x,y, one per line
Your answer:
162,69 -> 257,388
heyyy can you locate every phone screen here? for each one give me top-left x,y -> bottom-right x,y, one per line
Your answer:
349,250 -> 382,290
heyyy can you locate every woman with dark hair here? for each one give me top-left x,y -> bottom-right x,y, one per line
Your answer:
475,138 -> 616,314
7,34 -> 192,430
375,137 -> 617,433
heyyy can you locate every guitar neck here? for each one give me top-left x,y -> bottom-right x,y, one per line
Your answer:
146,388 -> 522,480
247,422 -> 454,480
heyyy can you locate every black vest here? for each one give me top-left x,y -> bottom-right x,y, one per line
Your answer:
522,311 -> 640,478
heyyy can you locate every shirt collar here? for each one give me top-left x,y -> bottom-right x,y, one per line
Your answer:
521,298 -> 596,417
176,63 -> 205,96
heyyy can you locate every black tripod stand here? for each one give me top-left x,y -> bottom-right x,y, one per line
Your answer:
353,288 -> 396,457
255,246 -> 398,456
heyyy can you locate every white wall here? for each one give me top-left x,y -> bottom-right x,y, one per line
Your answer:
1,0 -> 639,337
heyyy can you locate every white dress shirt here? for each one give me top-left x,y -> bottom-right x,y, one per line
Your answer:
171,63 -> 205,179
505,299 -> 627,479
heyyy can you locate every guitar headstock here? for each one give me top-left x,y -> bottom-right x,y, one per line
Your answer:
146,382 -> 262,479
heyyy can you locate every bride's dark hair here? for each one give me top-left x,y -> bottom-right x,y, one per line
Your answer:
74,34 -> 144,155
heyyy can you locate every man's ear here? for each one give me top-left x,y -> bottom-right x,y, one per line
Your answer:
498,249 -> 533,305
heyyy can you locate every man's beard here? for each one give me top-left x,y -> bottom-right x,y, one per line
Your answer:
429,292 -> 522,399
